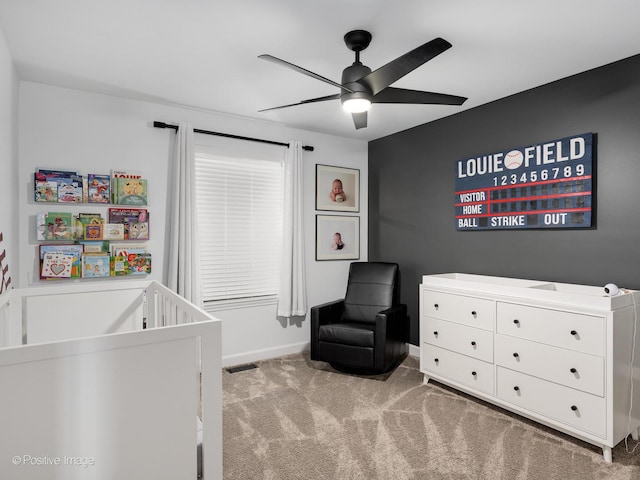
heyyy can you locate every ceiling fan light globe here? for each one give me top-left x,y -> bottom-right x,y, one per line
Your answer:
342,98 -> 371,113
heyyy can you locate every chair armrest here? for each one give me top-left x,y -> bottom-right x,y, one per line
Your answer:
375,304 -> 409,342
310,299 -> 344,361
311,299 -> 345,328
373,304 -> 410,371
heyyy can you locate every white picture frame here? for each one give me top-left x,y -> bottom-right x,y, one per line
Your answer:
315,215 -> 360,261
315,164 -> 360,212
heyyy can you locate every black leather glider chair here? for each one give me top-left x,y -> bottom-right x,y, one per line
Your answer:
310,262 -> 409,374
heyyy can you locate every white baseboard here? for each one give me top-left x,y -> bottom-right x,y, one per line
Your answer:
222,342 -> 419,368
222,341 -> 310,368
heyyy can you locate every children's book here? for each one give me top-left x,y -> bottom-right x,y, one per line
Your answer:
56,176 -> 84,203
41,252 -> 74,278
35,169 -> 79,203
108,208 -> 149,239
39,244 -> 83,279
113,177 -> 147,205
79,240 -> 110,254
108,207 -> 148,223
128,221 -> 149,240
84,224 -> 103,240
82,253 -> 111,278
109,243 -> 147,257
43,212 -> 74,241
102,223 -> 125,240
34,173 -> 58,202
127,253 -> 152,275
87,174 -> 111,203
110,170 -> 143,203
110,255 -> 130,276
36,212 -> 47,240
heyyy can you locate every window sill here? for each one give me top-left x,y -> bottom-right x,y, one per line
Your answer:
203,295 -> 278,313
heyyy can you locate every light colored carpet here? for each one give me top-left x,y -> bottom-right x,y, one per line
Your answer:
223,354 -> 640,479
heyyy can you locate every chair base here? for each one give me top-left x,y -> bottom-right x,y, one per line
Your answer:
328,352 -> 408,377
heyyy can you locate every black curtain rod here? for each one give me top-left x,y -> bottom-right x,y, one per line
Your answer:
153,121 -> 314,152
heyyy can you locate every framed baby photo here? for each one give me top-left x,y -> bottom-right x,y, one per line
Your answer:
316,215 -> 360,261
316,164 -> 360,212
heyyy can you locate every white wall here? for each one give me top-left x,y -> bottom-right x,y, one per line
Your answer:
18,82 -> 368,364
0,26 -> 18,290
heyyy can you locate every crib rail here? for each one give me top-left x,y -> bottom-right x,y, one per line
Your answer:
145,281 -> 211,328
0,281 -> 222,480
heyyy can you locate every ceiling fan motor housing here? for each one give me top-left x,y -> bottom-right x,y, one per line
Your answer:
341,62 -> 373,106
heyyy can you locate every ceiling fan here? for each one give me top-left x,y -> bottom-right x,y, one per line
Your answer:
258,30 -> 467,130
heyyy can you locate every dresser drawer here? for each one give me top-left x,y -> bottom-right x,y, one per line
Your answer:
422,344 -> 494,395
496,302 -> 605,356
423,317 -> 494,363
423,291 -> 494,330
497,367 -> 605,437
495,334 -> 604,396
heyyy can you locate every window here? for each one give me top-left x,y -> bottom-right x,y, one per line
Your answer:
194,148 -> 283,305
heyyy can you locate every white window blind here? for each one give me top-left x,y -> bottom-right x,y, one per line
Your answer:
194,151 -> 284,303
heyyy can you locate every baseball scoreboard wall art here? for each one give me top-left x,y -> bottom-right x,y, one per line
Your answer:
455,133 -> 593,231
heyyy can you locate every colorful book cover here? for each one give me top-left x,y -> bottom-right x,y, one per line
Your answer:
36,212 -> 47,240
82,253 -> 111,278
109,243 -> 147,257
113,177 -> 147,205
108,207 -> 148,223
108,208 -> 149,239
77,212 -> 104,225
37,168 -> 79,177
102,223 -> 125,240
43,212 -> 74,241
87,174 -> 111,203
75,213 -> 103,239
110,255 -> 130,276
41,252 -> 74,278
127,253 -> 152,275
56,176 -> 84,203
84,224 -> 103,240
128,221 -> 149,240
79,240 -> 110,253
34,173 -> 58,202
39,244 -> 83,278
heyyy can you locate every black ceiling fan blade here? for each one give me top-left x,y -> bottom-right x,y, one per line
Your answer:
258,54 -> 354,93
373,87 -> 467,105
352,111 -> 367,130
360,37 -> 452,96
258,93 -> 341,112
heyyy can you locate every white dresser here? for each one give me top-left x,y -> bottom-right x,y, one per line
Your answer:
420,273 -> 640,462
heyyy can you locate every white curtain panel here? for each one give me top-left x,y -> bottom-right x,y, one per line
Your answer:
167,123 -> 202,307
277,141 -> 307,318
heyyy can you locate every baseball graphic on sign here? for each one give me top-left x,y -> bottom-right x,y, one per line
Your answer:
504,150 -> 524,170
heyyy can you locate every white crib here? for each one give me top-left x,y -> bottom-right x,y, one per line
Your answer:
0,280 -> 222,480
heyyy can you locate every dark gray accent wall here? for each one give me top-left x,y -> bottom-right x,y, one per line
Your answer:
369,54 -> 640,345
